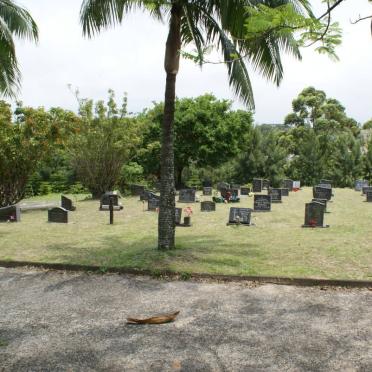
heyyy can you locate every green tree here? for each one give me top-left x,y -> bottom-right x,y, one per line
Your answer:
0,101 -> 77,207
138,94 -> 253,187
363,119 -> 372,130
362,136 -> 372,182
0,0 -> 38,97
80,0 -> 310,250
68,90 -> 141,198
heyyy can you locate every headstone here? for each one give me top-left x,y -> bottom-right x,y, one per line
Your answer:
148,197 -> 160,211
201,201 -> 216,212
269,188 -> 282,203
231,184 -> 241,190
282,179 -> 294,192
313,186 -> 332,201
100,192 -> 123,211
228,207 -> 252,225
178,189 -> 196,203
320,179 -> 332,187
253,195 -> 271,212
240,187 -> 250,196
319,183 -> 332,189
140,190 -> 157,201
48,207 -> 68,223
302,202 -> 328,228
262,179 -> 270,190
203,187 -> 213,196
312,198 -> 328,212
252,178 -> 263,193
280,188 -> 289,197
0,205 -> 21,222
61,195 -> 75,211
293,181 -> 301,190
355,180 -> 368,192
130,184 -> 145,196
217,182 -> 230,191
366,191 -> 372,203
221,188 -> 239,199
175,208 -> 182,226
202,180 -> 212,187
362,186 -> 372,195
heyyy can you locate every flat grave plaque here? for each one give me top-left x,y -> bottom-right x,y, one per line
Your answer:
253,194 -> 271,212
228,207 -> 252,225
178,189 -> 196,203
270,188 -> 282,203
48,207 -> 68,223
201,201 -> 216,212
302,202 -> 328,228
366,191 -> 372,202
203,187 -> 213,196
313,186 -> 332,201
240,187 -> 250,196
252,178 -> 263,193
0,205 -> 21,222
61,195 -> 75,211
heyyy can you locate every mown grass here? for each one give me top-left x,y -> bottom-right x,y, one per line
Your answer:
0,188 -> 371,280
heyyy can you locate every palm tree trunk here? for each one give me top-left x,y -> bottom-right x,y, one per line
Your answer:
158,4 -> 182,250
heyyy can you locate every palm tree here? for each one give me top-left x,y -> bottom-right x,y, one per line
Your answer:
80,0 -> 311,250
0,0 -> 38,97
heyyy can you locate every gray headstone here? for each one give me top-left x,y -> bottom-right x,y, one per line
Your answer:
217,182 -> 230,191
140,190 -> 157,201
178,189 -> 196,203
240,187 -> 250,196
130,184 -> 145,196
302,202 -> 327,228
175,208 -> 182,226
100,192 -> 123,211
201,201 -> 216,212
252,178 -> 263,193
262,179 -> 270,190
313,186 -> 332,201
228,207 -> 252,225
203,187 -> 213,196
362,186 -> 372,195
61,195 -> 75,211
282,179 -> 294,192
254,195 -> 271,212
148,197 -> 160,211
366,191 -> 372,202
269,188 -> 282,203
280,188 -> 289,197
355,180 -> 368,192
48,207 -> 68,223
320,179 -> 332,187
0,205 -> 21,222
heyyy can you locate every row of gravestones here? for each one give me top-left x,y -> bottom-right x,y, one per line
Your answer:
355,179 -> 372,202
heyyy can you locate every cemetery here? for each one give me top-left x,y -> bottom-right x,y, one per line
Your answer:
0,186 -> 370,280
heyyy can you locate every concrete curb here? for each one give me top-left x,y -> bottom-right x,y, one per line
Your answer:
0,260 -> 371,288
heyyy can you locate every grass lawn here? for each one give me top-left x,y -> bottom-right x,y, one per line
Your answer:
0,188 -> 371,280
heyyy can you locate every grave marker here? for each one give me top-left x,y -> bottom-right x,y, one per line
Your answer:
313,186 -> 332,201
178,189 -> 196,203
269,188 -> 282,203
320,179 -> 332,187
262,179 -> 270,190
253,195 -> 271,212
130,184 -> 145,196
48,207 -> 68,223
280,188 -> 289,197
362,186 -> 372,195
201,201 -> 216,212
355,179 -> 368,192
140,190 -> 157,201
175,208 -> 182,226
302,202 -> 328,228
203,187 -> 213,196
293,181 -> 301,190
202,180 -> 212,187
366,191 -> 372,202
227,207 -> 253,225
282,179 -> 294,192
240,187 -> 250,196
312,198 -> 328,213
100,192 -> 123,210
0,205 -> 21,222
61,195 -> 75,211
217,182 -> 230,191
148,197 -> 160,211
252,178 -> 263,193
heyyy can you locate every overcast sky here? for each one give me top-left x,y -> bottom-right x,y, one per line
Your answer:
13,0 -> 372,124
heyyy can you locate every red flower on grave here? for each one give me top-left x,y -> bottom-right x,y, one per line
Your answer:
309,219 -> 317,228
184,207 -> 193,217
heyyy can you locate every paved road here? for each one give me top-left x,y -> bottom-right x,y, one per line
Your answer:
0,267 -> 371,371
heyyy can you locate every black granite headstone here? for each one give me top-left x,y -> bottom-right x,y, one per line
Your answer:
130,184 -> 145,196
252,178 -> 263,193
48,207 -> 68,223
61,195 -> 75,211
240,187 -> 250,196
253,195 -> 271,212
269,188 -> 282,203
366,191 -> 372,202
203,187 -> 213,196
320,179 -> 332,187
140,190 -> 157,201
282,179 -> 294,192
280,188 -> 289,197
148,197 -> 160,211
202,180 -> 212,187
231,184 -> 241,190
362,186 -> 372,195
313,186 -> 332,201
201,201 -> 216,212
178,189 -> 196,203
100,192 -> 123,210
217,182 -> 230,191
0,205 -> 20,222
302,202 -> 328,228
312,198 -> 328,212
228,208 -> 252,225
